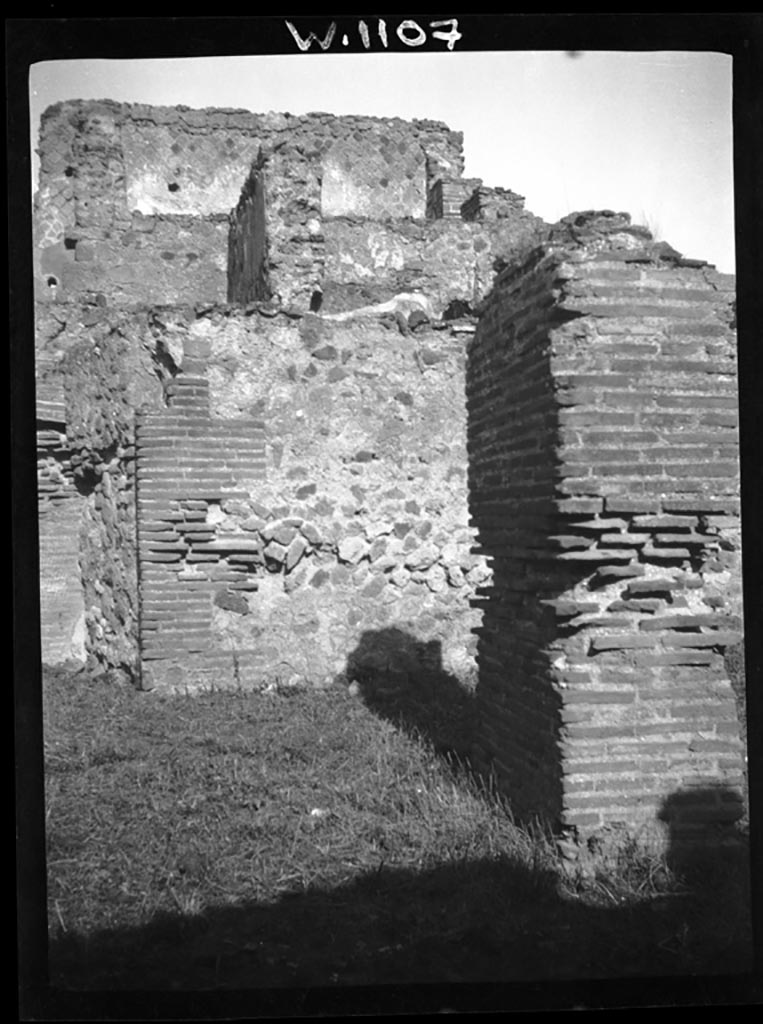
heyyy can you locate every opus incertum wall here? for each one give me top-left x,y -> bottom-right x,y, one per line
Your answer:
33,101 -> 464,309
467,221 -> 745,840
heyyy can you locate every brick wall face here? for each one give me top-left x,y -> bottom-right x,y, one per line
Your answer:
37,406 -> 86,665
467,229 -> 745,839
38,497 -> 85,664
426,178 -> 482,220
467,249 -> 571,823
461,185 -> 529,223
135,343 -> 268,691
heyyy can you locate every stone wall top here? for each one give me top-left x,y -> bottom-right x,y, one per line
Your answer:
34,99 -> 468,307
37,100 -> 464,217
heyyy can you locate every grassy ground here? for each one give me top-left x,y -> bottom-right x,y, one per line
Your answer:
42,665 -> 753,990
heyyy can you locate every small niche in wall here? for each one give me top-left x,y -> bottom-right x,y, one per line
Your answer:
72,463 -> 100,497
167,182 -> 180,193
310,290 -> 323,313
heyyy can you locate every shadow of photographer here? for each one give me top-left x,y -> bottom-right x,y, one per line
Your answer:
342,627 -> 479,765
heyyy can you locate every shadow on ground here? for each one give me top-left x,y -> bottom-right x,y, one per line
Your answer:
47,786 -> 752,994
343,627 -> 479,763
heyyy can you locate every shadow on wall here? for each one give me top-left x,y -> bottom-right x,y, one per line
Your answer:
658,785 -> 749,880
46,783 -> 752,993
342,628 -> 479,764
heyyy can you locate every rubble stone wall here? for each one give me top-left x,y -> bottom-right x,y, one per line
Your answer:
134,307 -> 487,690
227,145 -> 543,315
44,299 -> 488,691
315,214 -> 543,316
35,102 -> 464,309
56,310 -> 165,673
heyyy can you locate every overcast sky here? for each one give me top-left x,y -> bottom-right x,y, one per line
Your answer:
29,50 -> 736,272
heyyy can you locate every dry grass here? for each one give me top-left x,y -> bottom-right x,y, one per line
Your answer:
43,665 -> 753,990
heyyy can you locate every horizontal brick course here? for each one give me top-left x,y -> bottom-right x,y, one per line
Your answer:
638,613 -> 734,631
662,631 -> 742,648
